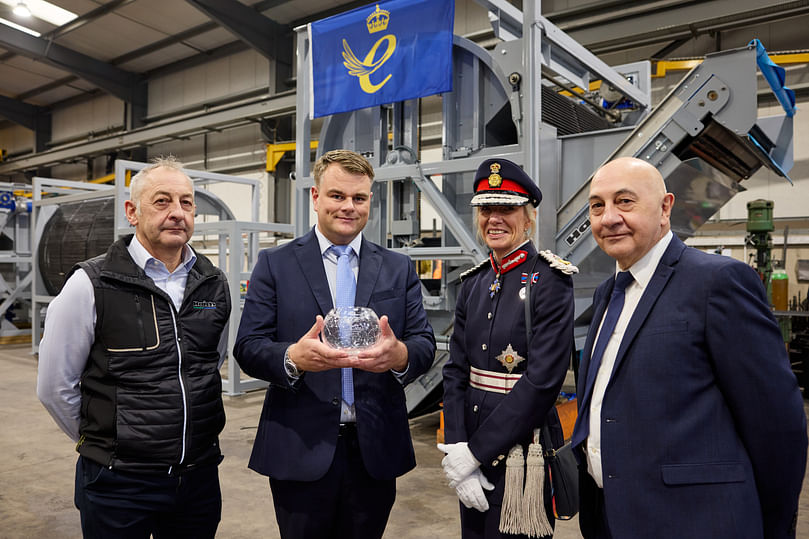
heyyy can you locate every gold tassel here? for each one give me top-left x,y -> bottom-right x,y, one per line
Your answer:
499,444 -> 525,535
522,440 -> 553,538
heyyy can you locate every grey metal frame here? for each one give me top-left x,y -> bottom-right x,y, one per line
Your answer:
30,178 -> 115,352
0,182 -> 34,339
193,220 -> 294,395
293,0 -> 651,301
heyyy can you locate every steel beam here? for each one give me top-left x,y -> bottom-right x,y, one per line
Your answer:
0,92 -> 296,174
564,0 -> 809,54
475,0 -> 523,40
475,1 -> 649,108
186,0 -> 292,62
0,94 -> 41,130
0,25 -> 142,105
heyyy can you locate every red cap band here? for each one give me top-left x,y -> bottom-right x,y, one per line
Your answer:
474,177 -> 529,195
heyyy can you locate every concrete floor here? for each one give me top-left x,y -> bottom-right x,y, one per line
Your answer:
2,341 -> 808,538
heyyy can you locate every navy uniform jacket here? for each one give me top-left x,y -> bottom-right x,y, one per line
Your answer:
443,242 -> 575,504
233,228 -> 436,481
576,235 -> 807,539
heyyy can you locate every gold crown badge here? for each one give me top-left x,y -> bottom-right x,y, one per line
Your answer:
488,162 -> 502,187
366,4 -> 390,34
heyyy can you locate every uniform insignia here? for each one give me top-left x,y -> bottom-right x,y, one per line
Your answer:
460,259 -> 488,282
496,250 -> 527,275
489,275 -> 501,298
519,287 -> 526,300
496,344 -> 524,373
520,272 -> 539,284
539,249 -> 579,275
488,162 -> 503,187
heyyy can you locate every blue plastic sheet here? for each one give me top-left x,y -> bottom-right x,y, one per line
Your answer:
750,38 -> 796,117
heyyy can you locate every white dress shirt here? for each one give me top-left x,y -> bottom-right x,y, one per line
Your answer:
586,230 -> 673,487
37,236 -> 197,442
314,226 -> 362,422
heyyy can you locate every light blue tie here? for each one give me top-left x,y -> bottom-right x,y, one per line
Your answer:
333,245 -> 356,407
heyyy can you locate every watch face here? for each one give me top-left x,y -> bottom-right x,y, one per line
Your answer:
284,351 -> 299,377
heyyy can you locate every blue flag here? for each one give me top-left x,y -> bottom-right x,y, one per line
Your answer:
310,0 -> 454,118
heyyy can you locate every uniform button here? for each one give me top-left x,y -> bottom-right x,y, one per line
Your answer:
487,312 -> 492,319
481,344 -> 487,351
331,398 -> 340,406
472,405 -> 479,413
498,454 -> 505,460
492,460 -> 499,466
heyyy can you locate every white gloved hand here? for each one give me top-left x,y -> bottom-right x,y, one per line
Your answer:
455,470 -> 494,512
437,442 -> 481,488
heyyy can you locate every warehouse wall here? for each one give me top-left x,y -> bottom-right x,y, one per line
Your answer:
147,49 -> 270,119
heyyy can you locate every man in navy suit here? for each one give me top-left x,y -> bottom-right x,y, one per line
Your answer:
572,156 -> 807,538
234,149 -> 435,539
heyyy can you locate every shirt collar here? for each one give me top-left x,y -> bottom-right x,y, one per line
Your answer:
314,226 -> 363,258
618,230 -> 673,289
127,234 -> 196,273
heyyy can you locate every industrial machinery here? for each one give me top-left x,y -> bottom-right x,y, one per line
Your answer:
294,0 -> 797,414
745,198 -> 809,396
746,199 -> 775,291
0,183 -> 33,342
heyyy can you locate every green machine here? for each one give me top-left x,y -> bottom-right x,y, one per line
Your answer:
746,199 -> 791,343
746,199 -> 774,291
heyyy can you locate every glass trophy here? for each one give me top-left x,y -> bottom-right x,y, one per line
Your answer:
323,306 -> 381,353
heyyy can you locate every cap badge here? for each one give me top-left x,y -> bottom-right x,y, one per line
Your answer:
488,162 -> 503,187
496,343 -> 525,373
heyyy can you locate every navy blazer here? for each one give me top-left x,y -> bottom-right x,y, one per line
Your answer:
233,229 -> 435,481
576,235 -> 807,539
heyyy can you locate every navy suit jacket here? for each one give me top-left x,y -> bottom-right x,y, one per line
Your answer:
234,228 -> 435,481
576,235 -> 807,539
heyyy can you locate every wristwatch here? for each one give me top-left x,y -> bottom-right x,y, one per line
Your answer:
284,347 -> 301,378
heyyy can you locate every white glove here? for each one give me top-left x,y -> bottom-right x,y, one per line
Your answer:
455,470 -> 494,512
437,442 -> 481,488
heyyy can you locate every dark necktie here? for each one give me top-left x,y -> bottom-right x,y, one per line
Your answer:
571,271 -> 634,446
332,245 -> 356,407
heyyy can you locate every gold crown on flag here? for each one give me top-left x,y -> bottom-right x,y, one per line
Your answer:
366,4 -> 390,33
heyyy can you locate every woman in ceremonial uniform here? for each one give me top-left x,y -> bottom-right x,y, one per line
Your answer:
439,158 -> 576,538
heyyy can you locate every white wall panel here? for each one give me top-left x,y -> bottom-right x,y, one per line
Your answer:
148,50 -> 270,118
0,124 -> 34,154
711,101 -> 809,220
51,95 -> 125,143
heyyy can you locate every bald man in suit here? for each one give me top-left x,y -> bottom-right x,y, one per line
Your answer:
572,157 -> 807,538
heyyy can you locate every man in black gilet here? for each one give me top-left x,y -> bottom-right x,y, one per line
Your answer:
38,156 -> 231,538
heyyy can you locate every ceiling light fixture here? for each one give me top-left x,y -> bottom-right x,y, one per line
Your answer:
0,15 -> 39,35
0,0 -> 77,25
12,1 -> 30,17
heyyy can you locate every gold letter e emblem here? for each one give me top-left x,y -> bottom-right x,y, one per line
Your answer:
342,35 -> 397,94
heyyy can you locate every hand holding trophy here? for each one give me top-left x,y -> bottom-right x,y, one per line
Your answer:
322,306 -> 381,355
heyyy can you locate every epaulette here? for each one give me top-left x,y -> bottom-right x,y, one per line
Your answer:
538,250 -> 579,275
460,259 -> 489,282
